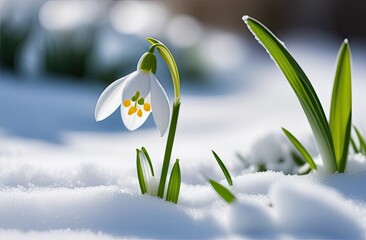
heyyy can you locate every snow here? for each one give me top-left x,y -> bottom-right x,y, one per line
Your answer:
1,36 -> 366,239
0,230 -> 128,240
271,181 -> 363,239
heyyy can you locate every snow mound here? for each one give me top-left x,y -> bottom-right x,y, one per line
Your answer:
0,186 -> 221,239
229,199 -> 275,236
271,181 -> 364,239
229,180 -> 365,239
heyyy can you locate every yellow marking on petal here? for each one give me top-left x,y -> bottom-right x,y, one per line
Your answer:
144,103 -> 151,112
123,100 -> 131,107
128,106 -> 137,115
137,109 -> 143,117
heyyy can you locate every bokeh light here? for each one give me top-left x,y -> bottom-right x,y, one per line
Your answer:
109,1 -> 168,36
200,31 -> 245,71
39,0 -> 106,31
166,15 -> 203,48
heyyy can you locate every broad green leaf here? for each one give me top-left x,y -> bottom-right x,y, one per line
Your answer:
166,159 -> 181,204
329,40 -> 352,172
209,179 -> 236,203
282,128 -> 317,170
136,149 -> 147,194
141,147 -> 155,176
212,150 -> 233,186
243,16 -> 337,173
354,126 -> 366,154
146,37 -> 180,102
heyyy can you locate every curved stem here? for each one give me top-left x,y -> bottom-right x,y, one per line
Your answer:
158,100 -> 181,198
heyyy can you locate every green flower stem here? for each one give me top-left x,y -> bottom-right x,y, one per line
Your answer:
158,100 -> 181,198
146,37 -> 181,199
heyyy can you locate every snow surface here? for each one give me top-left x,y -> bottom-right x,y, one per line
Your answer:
1,37 -> 366,239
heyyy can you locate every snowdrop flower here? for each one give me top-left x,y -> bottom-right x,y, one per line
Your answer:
95,52 -> 170,136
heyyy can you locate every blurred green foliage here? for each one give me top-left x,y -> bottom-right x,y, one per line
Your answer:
0,20 -> 31,71
0,17 -> 207,85
43,31 -> 94,79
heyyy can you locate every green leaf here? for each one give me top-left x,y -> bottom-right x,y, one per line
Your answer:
136,149 -> 147,194
257,163 -> 267,172
209,179 -> 236,203
282,127 -> 317,170
350,137 -> 359,153
212,150 -> 233,186
146,37 -> 180,102
329,40 -> 352,172
354,126 -> 366,154
141,147 -> 155,176
243,16 -> 337,173
166,159 -> 181,204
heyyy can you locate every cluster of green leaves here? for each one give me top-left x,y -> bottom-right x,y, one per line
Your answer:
136,147 -> 181,204
244,16 -> 352,174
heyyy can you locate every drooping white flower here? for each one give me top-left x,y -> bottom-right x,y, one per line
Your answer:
95,52 -> 171,136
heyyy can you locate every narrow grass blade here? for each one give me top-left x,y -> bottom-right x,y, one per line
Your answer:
212,150 -> 233,186
350,137 -> 359,153
329,40 -> 352,172
243,16 -> 336,173
141,147 -> 155,176
354,126 -> 366,154
282,127 -> 317,170
146,37 -> 180,101
209,179 -> 236,203
136,149 -> 147,194
166,159 -> 181,204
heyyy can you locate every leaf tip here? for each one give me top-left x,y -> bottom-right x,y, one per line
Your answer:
242,15 -> 250,21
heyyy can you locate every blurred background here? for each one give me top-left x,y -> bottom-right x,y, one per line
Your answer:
0,0 -> 365,142
1,0 -> 366,81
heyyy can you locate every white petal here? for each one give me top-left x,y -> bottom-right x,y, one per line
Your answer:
122,70 -> 151,101
121,95 -> 151,131
94,74 -> 131,121
149,73 -> 171,136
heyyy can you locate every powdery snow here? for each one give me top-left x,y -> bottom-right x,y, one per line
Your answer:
1,171 -> 366,239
